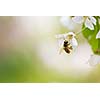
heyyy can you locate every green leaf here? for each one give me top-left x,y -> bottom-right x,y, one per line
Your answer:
82,17 -> 100,55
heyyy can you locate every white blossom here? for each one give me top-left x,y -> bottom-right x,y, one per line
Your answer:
56,32 -> 78,54
72,16 -> 96,30
88,54 -> 100,66
55,33 -> 67,40
67,32 -> 76,37
66,32 -> 78,49
72,16 -> 84,24
69,37 -> 78,49
89,16 -> 96,25
96,30 -> 100,39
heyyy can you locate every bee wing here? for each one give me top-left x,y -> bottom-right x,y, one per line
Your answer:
56,37 -> 64,54
59,47 -> 64,54
57,38 -> 64,47
58,39 -> 64,54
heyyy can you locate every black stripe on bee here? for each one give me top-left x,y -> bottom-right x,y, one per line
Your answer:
64,48 -> 71,54
63,40 -> 72,54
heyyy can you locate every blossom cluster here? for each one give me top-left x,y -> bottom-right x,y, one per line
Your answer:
72,16 -> 100,39
56,16 -> 100,66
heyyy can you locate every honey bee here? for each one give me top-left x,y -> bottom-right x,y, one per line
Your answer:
59,40 -> 73,54
63,40 -> 73,54
56,32 -> 78,54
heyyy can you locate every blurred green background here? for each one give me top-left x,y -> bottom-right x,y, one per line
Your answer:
0,16 -> 100,83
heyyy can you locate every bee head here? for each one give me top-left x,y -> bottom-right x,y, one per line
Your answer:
64,40 -> 68,44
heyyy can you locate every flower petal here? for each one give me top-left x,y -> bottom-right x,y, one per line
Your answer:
69,37 -> 78,49
88,54 -> 100,66
55,33 -> 67,40
72,16 -> 83,24
96,30 -> 100,39
60,16 -> 77,30
67,32 -> 76,37
60,16 -> 70,27
89,16 -> 96,25
85,18 -> 94,30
